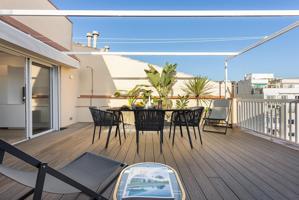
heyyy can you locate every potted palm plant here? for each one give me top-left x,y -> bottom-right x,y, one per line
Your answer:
144,63 -> 177,108
183,76 -> 212,106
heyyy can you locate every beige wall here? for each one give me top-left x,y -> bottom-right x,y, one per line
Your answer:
74,44 -> 233,122
0,0 -> 73,50
60,66 -> 79,127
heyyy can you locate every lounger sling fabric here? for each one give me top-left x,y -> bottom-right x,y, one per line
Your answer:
0,139 -> 127,200
203,99 -> 232,134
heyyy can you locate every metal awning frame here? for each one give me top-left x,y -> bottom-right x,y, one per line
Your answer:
1,9 -> 299,97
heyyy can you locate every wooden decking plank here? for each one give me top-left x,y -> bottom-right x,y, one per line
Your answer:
203,132 -> 286,200
206,131 -> 299,197
161,128 -> 191,200
209,177 -> 239,200
144,132 -> 155,162
186,135 -> 256,200
164,127 -> 207,200
173,132 -> 223,200
231,130 -> 299,173
134,129 -> 148,163
218,130 -> 299,185
234,129 -> 299,166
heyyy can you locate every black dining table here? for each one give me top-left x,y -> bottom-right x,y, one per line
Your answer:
107,107 -> 195,148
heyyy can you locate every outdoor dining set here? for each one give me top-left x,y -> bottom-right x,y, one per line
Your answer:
89,99 -> 231,153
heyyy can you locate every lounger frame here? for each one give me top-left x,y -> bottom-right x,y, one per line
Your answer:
0,140 -> 127,200
203,99 -> 232,134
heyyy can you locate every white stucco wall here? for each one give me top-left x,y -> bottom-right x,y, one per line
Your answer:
73,44 -> 231,122
60,66 -> 79,127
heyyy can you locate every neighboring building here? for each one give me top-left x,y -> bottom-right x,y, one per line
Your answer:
236,73 -> 299,99
264,78 -> 299,99
236,73 -> 274,99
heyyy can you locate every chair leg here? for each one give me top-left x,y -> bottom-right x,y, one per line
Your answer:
172,125 -> 176,146
122,123 -> 126,139
198,125 -> 203,145
160,130 -> 163,153
169,121 -> 173,139
117,125 -> 121,145
98,126 -> 102,139
121,113 -> 126,139
136,130 -> 139,153
114,127 -> 118,138
92,125 -> 96,144
105,126 -> 113,148
186,126 -> 193,149
179,125 -> 183,137
183,113 -> 193,149
193,126 -> 197,139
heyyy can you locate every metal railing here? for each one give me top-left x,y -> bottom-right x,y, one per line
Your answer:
236,99 -> 299,144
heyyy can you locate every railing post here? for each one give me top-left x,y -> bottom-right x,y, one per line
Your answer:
295,101 -> 299,143
274,104 -> 278,138
258,102 -> 263,133
288,102 -> 293,142
254,101 -> 258,132
270,103 -> 274,137
281,103 -> 287,140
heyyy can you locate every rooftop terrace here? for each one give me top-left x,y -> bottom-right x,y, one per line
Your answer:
1,123 -> 299,200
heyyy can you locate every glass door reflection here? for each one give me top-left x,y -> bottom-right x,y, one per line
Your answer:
31,62 -> 52,135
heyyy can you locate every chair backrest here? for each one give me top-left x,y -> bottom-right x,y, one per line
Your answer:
134,110 -> 165,131
189,107 -> 205,125
89,107 -> 116,126
172,107 -> 204,126
208,99 -> 231,120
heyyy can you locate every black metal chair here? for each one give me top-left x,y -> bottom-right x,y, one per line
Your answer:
89,107 -> 125,148
169,107 -> 205,148
133,109 -> 166,153
0,139 -> 127,200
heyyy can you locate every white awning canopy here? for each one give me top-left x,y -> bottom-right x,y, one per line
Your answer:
64,51 -> 239,56
0,20 -> 79,68
1,10 -> 299,17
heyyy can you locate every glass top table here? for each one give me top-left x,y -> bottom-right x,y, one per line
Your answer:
113,162 -> 186,200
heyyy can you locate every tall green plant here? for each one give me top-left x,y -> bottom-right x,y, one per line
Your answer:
144,63 -> 177,108
114,84 -> 152,106
183,76 -> 212,106
176,95 -> 189,109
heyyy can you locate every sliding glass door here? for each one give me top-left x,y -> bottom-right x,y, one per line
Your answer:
0,51 -> 27,144
31,62 -> 52,135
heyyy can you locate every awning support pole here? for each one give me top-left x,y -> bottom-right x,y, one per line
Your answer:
224,61 -> 228,99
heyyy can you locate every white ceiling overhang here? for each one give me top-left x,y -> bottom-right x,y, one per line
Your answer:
0,20 -> 79,68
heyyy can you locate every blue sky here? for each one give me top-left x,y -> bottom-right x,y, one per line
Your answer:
52,0 -> 299,81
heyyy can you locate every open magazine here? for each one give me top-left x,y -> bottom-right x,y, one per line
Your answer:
122,166 -> 175,200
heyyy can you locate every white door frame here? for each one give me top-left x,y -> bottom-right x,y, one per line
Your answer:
26,59 -> 60,138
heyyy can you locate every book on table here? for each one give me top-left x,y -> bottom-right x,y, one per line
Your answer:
121,166 -> 175,200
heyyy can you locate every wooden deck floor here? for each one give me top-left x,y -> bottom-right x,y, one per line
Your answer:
1,123 -> 299,200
